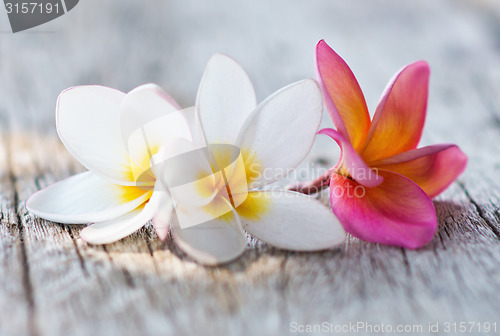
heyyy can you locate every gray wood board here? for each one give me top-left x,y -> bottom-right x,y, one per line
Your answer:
0,0 -> 499,335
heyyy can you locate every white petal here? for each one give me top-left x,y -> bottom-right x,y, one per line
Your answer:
237,80 -> 323,189
56,86 -> 134,185
155,139 -> 222,210
241,190 -> 345,251
80,188 -> 165,244
156,140 -> 251,231
171,202 -> 246,265
196,53 -> 257,145
121,84 -> 192,182
26,172 -> 151,224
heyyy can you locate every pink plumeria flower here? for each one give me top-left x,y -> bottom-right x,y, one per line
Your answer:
295,40 -> 467,249
27,84 -> 191,244
156,54 -> 346,265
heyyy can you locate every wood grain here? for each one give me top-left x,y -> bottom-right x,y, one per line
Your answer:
0,0 -> 499,335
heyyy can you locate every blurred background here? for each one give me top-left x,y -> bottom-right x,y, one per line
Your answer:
0,0 -> 499,137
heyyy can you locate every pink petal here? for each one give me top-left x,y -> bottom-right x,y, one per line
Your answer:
329,170 -> 437,249
371,144 -> 467,198
318,128 -> 383,188
316,40 -> 371,149
360,61 -> 430,162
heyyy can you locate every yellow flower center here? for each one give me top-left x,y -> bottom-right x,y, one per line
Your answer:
336,163 -> 351,179
195,145 -> 270,222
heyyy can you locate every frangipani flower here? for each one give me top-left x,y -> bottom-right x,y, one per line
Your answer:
156,54 -> 346,265
27,84 -> 191,243
295,40 -> 467,249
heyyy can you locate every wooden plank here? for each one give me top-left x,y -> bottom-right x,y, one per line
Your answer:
0,0 -> 499,335
0,132 -> 30,336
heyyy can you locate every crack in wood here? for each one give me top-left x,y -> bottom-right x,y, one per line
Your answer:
277,254 -> 289,293
163,229 -> 188,261
401,249 -> 412,277
144,233 -> 161,276
15,212 -> 38,336
457,181 -> 500,239
67,226 -> 89,278
276,253 -> 291,324
102,245 -> 136,288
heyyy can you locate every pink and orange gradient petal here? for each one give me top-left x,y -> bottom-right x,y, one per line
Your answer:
316,40 -> 371,150
371,144 -> 467,198
360,61 -> 430,162
318,128 -> 383,188
329,170 -> 437,249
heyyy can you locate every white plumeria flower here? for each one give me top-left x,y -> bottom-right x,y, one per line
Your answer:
27,84 -> 191,243
155,54 -> 346,265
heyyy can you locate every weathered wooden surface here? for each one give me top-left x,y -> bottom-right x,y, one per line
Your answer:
0,1 -> 500,335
